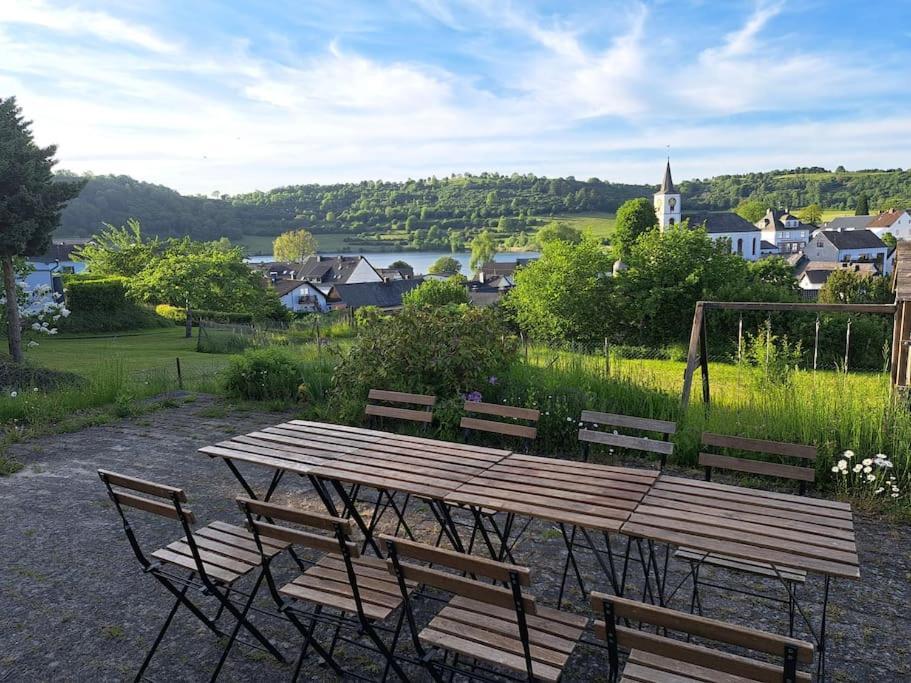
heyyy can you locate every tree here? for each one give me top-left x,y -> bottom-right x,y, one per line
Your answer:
73,218 -> 159,277
612,198 -> 658,261
855,194 -> 869,215
505,238 -> 613,346
881,232 -> 897,249
469,230 -> 496,271
428,255 -> 462,274
819,270 -> 892,304
747,256 -> 799,295
535,221 -> 582,245
799,203 -> 823,225
734,198 -> 767,223
273,228 -> 317,264
0,97 -> 84,361
402,278 -> 470,308
389,260 -> 412,270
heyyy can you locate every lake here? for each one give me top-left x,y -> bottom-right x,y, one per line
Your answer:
247,250 -> 540,275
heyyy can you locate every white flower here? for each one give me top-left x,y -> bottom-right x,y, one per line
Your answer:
875,487 -> 885,494
31,322 -> 41,331
862,458 -> 873,466
837,460 -> 848,471
863,466 -> 872,474
32,387 -> 38,392
9,391 -> 17,398
892,493 -> 900,498
852,464 -> 863,473
27,341 -> 38,348
831,466 -> 839,473
866,474 -> 876,482
61,309 -> 70,317
843,450 -> 855,459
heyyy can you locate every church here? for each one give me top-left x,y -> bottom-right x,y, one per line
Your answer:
654,162 -> 761,261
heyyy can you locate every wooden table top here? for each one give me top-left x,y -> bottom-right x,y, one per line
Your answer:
201,419 -> 512,500
445,454 -> 661,533
621,475 -> 860,580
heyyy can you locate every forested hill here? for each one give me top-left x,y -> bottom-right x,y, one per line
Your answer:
56,171 -> 651,241
56,167 -> 911,241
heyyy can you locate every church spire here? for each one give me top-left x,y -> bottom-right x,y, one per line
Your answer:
658,159 -> 676,194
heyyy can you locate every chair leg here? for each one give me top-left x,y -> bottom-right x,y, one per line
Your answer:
284,607 -> 346,678
210,573 -> 267,681
135,581 -> 190,682
381,609 -> 407,682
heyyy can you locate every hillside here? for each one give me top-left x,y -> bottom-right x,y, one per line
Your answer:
56,166 -> 911,245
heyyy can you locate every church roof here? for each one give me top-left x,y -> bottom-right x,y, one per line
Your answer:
656,160 -> 677,195
683,211 -> 759,234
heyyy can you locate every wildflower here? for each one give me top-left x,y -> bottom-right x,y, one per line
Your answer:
862,458 -> 873,466
27,341 -> 38,348
31,322 -> 41,331
488,376 -> 497,385
32,387 -> 38,392
863,466 -> 872,474
566,417 -> 572,422
866,474 -> 876,482
578,422 -> 584,427
837,459 -> 848,471
9,391 -> 17,398
892,493 -> 900,498
875,487 -> 885,494
831,466 -> 839,473
852,464 -> 863,473
843,450 -> 855,459
61,309 -> 70,318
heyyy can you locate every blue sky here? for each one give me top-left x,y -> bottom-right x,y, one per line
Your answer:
1,0 -> 908,194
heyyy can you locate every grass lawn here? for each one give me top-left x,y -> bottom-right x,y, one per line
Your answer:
24,328 -> 230,377
237,232 -> 365,255
538,212 -> 616,239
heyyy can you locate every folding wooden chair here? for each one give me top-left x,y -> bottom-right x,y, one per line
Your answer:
365,389 -> 436,430
677,433 -> 818,633
236,497 -> 413,681
98,470 -> 286,681
577,410 -> 676,468
383,535 -> 587,682
591,592 -> 814,683
461,400 -> 540,453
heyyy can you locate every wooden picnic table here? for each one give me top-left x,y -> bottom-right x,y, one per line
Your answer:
621,474 -> 858,681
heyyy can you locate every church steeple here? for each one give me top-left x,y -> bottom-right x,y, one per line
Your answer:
654,159 -> 681,230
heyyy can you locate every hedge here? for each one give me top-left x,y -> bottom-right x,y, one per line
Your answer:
63,275 -> 131,313
155,304 -> 254,325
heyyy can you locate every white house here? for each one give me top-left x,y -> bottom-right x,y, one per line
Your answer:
802,229 -> 891,274
273,280 -> 330,313
866,209 -> 911,240
755,209 -> 814,254
654,161 -> 761,261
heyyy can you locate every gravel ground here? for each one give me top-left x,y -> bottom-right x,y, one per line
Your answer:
0,394 -> 909,682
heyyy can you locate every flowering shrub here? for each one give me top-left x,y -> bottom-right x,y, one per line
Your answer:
1,284 -> 70,347
830,450 -> 901,499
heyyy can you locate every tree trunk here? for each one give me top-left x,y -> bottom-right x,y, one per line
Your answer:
3,256 -> 22,363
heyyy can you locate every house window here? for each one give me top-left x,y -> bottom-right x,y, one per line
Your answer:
668,218 -> 675,226
752,237 -> 757,255
817,241 -> 823,248
736,238 -> 743,255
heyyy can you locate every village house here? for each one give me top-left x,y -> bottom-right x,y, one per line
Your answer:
323,278 -> 424,311
654,161 -> 761,261
475,258 -> 536,284
802,229 -> 891,274
795,260 -> 880,297
257,254 -> 382,286
866,209 -> 911,240
272,279 -> 331,313
755,209 -> 815,254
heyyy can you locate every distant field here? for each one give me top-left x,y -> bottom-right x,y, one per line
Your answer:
538,212 -> 616,238
238,232 -> 371,255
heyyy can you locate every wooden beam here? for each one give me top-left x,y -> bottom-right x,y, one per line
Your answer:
700,301 -> 895,314
699,308 -> 710,407
680,302 -> 704,412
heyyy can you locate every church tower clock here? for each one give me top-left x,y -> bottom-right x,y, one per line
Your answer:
653,160 -> 681,230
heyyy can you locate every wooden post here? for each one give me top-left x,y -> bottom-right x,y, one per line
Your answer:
699,309 -> 710,407
844,318 -> 852,372
680,302 -> 705,411
736,315 -> 743,363
176,357 -> 183,390
813,315 -> 820,371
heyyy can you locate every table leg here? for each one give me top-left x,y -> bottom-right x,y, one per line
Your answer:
432,500 -> 465,554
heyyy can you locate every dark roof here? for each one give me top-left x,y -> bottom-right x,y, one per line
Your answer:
296,255 -> 376,284
802,270 -> 832,285
32,239 -> 92,262
760,240 -> 778,250
272,279 -> 311,296
755,209 -> 815,232
827,216 -> 874,230
868,209 -> 908,228
656,160 -> 677,194
479,258 -> 536,275
683,211 -> 759,234
820,229 -> 885,250
327,278 -> 425,309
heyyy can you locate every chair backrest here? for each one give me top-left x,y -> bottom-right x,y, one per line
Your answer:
365,389 -> 436,425
460,401 -> 540,443
380,535 -> 535,612
699,432 -> 817,493
236,497 -> 357,558
578,410 -> 676,468
591,593 -> 814,683
99,469 -> 195,525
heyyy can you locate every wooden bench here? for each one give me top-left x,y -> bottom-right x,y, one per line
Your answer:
461,400 -> 540,451
578,410 -> 676,468
591,592 -> 814,683
365,389 -> 436,427
382,535 -> 587,683
97,470 -> 286,679
236,497 -> 413,680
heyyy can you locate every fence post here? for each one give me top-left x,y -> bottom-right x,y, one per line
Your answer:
844,318 -> 852,372
813,315 -> 820,371
176,357 -> 183,390
315,316 -> 321,356
604,337 -> 610,378
737,315 -> 743,363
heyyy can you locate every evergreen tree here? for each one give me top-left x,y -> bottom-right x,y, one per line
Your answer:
0,97 -> 84,361
855,194 -> 869,215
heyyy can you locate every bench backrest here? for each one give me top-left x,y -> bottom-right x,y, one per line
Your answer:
699,432 -> 817,493
365,389 -> 436,425
460,401 -> 540,443
99,469 -> 195,525
591,593 -> 814,683
578,410 -> 676,468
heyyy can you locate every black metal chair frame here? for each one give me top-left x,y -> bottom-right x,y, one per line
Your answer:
237,497 -> 413,682
98,471 -> 285,681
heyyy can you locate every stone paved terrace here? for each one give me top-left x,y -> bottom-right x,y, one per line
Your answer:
1,394 -> 909,681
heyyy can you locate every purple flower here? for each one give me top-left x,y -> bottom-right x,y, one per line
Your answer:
466,391 -> 483,403
488,376 -> 498,385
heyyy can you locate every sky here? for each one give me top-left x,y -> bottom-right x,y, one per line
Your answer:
1,0 -> 909,195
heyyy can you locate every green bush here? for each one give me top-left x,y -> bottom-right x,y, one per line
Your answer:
222,348 -> 306,402
330,305 -> 517,432
157,305 -> 256,325
402,279 -> 470,308
58,307 -> 172,333
61,274 -> 170,332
